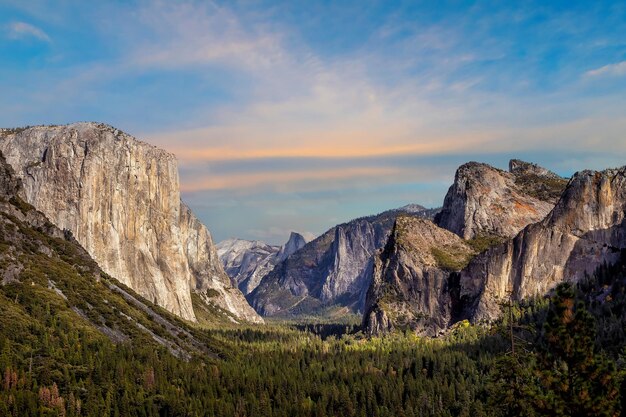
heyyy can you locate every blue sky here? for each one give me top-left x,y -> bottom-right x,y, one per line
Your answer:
1,0 -> 626,244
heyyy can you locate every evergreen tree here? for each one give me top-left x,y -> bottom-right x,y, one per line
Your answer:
534,283 -> 619,416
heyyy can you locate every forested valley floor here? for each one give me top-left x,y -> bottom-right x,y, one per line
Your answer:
2,252 -> 626,417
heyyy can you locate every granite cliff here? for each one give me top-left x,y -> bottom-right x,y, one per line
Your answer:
459,165 -> 626,322
217,232 -> 308,295
362,216 -> 474,336
248,205 -> 439,317
364,160 -> 626,335
435,160 -> 567,239
0,150 -> 217,357
0,123 -> 262,324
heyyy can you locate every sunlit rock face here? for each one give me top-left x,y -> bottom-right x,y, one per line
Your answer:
435,160 -> 567,240
362,160 -> 624,336
217,232 -> 308,295
362,216 -> 474,336
459,166 -> 626,322
0,123 -> 262,323
248,205 -> 440,317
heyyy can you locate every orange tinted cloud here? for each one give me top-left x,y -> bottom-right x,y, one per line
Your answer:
179,166 -> 406,192
152,128 -> 500,162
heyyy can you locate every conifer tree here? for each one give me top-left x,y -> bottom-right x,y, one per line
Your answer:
535,283 -> 619,417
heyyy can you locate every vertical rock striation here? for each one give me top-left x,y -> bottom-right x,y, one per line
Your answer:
362,217 -> 475,336
216,232 -> 308,295
248,205 -> 440,317
0,123 -> 262,323
180,204 -> 263,323
459,166 -> 626,322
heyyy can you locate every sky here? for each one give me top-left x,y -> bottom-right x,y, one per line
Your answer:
1,0 -> 626,245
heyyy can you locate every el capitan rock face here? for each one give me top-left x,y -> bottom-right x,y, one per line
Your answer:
458,166 -> 626,322
435,161 -> 566,240
362,216 -> 474,336
248,205 -> 439,317
0,123 -> 262,323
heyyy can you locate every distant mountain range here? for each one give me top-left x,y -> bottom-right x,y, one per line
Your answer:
3,122 -> 625,341
217,232 -> 308,295
245,205 -> 440,318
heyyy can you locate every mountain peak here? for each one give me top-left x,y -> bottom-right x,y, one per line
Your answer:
277,231 -> 308,262
363,216 -> 474,336
217,232 -> 309,296
508,159 -> 568,203
508,158 -> 561,179
0,123 -> 262,324
435,160 -> 558,239
460,164 -> 626,322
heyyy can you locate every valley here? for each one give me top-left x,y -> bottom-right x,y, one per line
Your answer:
3,2 -> 625,415
0,123 -> 623,416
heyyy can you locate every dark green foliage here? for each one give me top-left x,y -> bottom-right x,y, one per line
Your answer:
466,234 -> 504,253
489,278 -> 623,417
8,196 -> 32,215
536,284 -> 619,416
431,246 -> 473,271
488,354 -> 544,417
204,288 -> 220,298
2,203 -> 626,416
513,173 -> 568,202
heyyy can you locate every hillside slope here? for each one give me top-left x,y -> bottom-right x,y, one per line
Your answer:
0,123 -> 261,324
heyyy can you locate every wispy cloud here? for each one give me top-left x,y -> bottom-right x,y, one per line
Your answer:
152,127 -> 499,163
5,21 -> 51,42
2,1 -> 626,243
179,166 -> 406,192
128,2 -> 285,71
585,61 -> 626,77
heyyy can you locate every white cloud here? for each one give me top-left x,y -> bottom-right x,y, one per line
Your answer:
5,21 -> 51,42
585,61 -> 626,77
127,2 -> 286,71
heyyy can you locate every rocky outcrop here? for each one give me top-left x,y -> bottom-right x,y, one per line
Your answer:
248,205 -> 439,317
277,232 -> 308,262
459,166 -> 626,322
0,123 -> 262,323
361,160 -> 625,335
217,239 -> 279,294
362,217 -> 474,336
180,204 -> 263,323
217,232 -> 308,295
509,159 -> 568,204
0,150 -> 220,357
509,159 -> 561,181
435,160 -> 566,240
